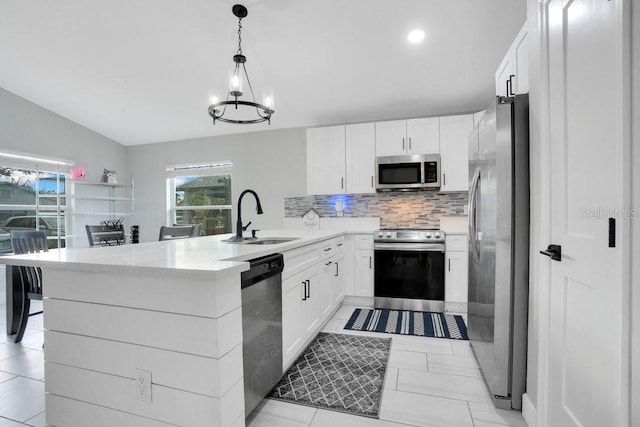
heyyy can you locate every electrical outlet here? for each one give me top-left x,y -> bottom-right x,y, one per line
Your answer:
135,368 -> 152,403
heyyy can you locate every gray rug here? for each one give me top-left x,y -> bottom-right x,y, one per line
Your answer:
269,333 -> 391,418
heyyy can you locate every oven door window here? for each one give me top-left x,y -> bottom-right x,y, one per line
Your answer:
378,163 -> 421,185
374,249 -> 445,301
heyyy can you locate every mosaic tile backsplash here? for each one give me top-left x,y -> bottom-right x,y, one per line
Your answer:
284,192 -> 468,229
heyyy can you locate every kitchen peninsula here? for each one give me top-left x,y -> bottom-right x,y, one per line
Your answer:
0,229 -> 345,427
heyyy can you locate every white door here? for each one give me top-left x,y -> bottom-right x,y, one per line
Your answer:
345,123 -> 376,193
375,120 -> 406,156
306,126 -> 346,195
439,114 -> 473,192
544,1 -> 626,425
406,117 -> 439,154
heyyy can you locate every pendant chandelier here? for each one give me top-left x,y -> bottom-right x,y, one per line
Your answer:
208,4 -> 274,125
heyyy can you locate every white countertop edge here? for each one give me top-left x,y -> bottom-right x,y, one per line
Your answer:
0,229 -> 349,278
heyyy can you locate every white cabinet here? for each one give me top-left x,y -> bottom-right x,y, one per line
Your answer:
345,123 -> 376,194
496,24 -> 529,97
66,180 -> 134,248
307,124 -> 376,195
332,249 -> 345,306
306,126 -> 346,195
375,118 -> 439,156
353,234 -> 374,297
407,118 -> 440,154
282,264 -> 321,366
439,114 -> 474,192
281,236 -> 345,368
445,234 -> 469,312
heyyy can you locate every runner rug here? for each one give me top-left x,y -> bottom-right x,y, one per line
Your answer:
269,332 -> 391,418
344,308 -> 468,340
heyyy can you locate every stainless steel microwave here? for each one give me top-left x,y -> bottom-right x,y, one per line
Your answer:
375,154 -> 441,191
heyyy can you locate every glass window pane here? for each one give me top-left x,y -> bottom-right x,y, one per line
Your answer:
175,175 -> 231,206
175,209 -> 231,236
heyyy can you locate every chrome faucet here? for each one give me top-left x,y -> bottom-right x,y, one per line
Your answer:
236,189 -> 263,240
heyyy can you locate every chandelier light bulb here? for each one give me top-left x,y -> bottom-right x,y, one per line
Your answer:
263,91 -> 274,110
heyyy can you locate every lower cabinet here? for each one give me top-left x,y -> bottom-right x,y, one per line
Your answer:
354,234 -> 374,297
281,237 -> 346,369
444,234 -> 469,312
282,263 -> 321,366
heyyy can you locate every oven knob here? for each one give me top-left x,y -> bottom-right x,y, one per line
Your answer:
425,232 -> 432,239
377,232 -> 383,238
434,232 -> 441,239
386,232 -> 392,238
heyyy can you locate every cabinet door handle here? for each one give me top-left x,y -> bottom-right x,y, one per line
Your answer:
324,247 -> 332,252
506,78 -> 511,97
409,137 -> 412,150
443,173 -> 446,186
335,262 -> 339,277
369,256 -> 372,269
402,137 -> 405,150
325,261 -> 332,266
341,177 -> 344,189
508,74 -> 515,96
448,258 -> 451,271
371,176 -> 374,188
301,281 -> 307,301
337,242 -> 343,247
306,279 -> 311,298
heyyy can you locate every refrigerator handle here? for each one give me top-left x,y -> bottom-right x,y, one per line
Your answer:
468,168 -> 481,258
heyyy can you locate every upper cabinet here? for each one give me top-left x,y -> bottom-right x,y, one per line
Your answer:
307,123 -> 376,195
306,126 -> 346,195
345,123 -> 376,194
439,114 -> 474,192
375,118 -> 439,156
495,23 -> 529,97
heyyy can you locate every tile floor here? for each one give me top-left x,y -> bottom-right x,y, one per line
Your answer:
0,293 -> 526,427
247,303 -> 527,427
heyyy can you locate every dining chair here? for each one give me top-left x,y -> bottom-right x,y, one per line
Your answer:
158,225 -> 196,241
173,223 -> 202,237
10,230 -> 48,343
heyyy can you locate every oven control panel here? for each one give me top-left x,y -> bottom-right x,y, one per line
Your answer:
374,229 -> 444,243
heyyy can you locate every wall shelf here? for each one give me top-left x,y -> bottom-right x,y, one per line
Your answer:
66,179 -> 134,248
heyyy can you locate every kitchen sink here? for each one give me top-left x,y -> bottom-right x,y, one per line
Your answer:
245,237 -> 300,245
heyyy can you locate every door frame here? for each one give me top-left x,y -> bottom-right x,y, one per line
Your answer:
525,0 -> 633,426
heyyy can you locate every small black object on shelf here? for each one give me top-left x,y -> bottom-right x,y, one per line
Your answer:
130,225 -> 139,244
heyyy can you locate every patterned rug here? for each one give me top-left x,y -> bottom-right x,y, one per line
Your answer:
269,333 -> 391,418
344,308 -> 468,340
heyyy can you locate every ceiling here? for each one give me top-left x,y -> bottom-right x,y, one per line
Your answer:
0,0 -> 526,146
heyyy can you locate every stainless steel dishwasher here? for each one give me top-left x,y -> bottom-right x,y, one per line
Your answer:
241,253 -> 284,416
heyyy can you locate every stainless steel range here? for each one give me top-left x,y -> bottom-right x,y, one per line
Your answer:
374,229 -> 446,312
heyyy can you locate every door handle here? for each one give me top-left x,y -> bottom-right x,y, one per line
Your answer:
306,279 -> 311,298
540,244 -> 562,261
341,177 -> 344,189
335,262 -> 339,277
508,74 -> 516,96
302,281 -> 307,301
402,137 -> 405,150
409,137 -> 412,150
369,255 -> 372,269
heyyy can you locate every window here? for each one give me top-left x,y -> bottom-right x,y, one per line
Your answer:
166,163 -> 233,236
0,151 -> 70,254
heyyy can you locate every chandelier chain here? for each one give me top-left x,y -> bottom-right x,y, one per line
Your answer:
237,18 -> 243,55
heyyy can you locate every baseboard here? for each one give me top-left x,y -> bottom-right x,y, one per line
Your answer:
444,301 -> 468,313
342,296 -> 374,307
521,393 -> 536,427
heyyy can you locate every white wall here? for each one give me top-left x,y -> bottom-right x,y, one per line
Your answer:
0,87 -> 128,182
126,128 -> 307,242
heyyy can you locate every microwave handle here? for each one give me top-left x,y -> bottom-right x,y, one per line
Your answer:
402,137 -> 405,150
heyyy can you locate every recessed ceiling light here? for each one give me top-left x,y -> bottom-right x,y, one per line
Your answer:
407,29 -> 425,44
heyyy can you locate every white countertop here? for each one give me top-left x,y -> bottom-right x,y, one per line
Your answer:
0,229 -> 344,279
440,216 -> 469,235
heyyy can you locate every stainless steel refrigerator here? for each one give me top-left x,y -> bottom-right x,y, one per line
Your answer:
468,94 -> 529,410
